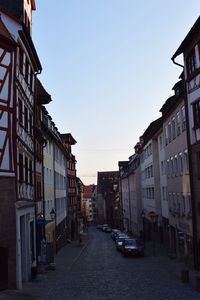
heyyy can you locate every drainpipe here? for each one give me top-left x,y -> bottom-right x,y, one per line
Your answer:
172,57 -> 199,270
33,70 -> 42,264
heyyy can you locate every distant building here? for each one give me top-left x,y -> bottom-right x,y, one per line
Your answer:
35,80 -> 52,261
97,171 -> 119,226
41,108 -> 68,253
60,133 -> 77,240
83,184 -> 96,224
140,117 -> 162,240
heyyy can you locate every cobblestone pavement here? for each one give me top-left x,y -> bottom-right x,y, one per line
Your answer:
1,227 -> 200,300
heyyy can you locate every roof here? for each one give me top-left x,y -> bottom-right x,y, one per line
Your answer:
31,0 -> 36,10
60,133 -> 77,145
0,1 -> 36,19
0,18 -> 16,47
160,80 -> 184,116
172,16 -> 200,59
83,185 -> 95,198
36,79 -> 52,105
18,24 -> 42,72
118,161 -> 129,168
142,117 -> 163,145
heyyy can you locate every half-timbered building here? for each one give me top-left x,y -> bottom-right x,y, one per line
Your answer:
0,1 -> 42,289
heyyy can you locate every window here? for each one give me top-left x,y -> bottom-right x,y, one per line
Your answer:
29,160 -> 33,184
184,150 -> 189,173
168,123 -> 172,143
29,114 -> 33,136
19,47 -> 23,72
19,153 -> 23,181
162,186 -> 165,200
30,70 -> 33,91
181,106 -> 186,131
193,99 -> 200,128
18,98 -> 23,124
172,118 -> 176,140
24,106 -> 28,130
176,111 -> 181,136
25,57 -> 29,83
170,158 -> 174,176
182,194 -> 186,214
159,135 -> 163,150
174,156 -> 178,175
168,193 -> 172,211
186,48 -> 197,77
161,161 -> 164,175
179,153 -> 183,173
166,159 -> 170,177
25,156 -> 28,183
165,126 -> 168,145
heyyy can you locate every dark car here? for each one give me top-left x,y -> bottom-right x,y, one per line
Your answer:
113,231 -> 127,241
115,235 -> 130,251
104,227 -> 112,233
111,229 -> 121,240
121,238 -> 144,257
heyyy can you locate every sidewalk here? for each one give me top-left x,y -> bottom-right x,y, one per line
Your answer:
144,240 -> 200,293
0,236 -> 89,300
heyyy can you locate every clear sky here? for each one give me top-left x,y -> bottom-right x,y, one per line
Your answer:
33,1 -> 200,185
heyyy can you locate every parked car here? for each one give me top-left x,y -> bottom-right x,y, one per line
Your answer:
115,236 -> 129,251
111,229 -> 121,240
121,238 -> 144,257
100,224 -> 108,231
113,231 -> 128,241
104,227 -> 112,233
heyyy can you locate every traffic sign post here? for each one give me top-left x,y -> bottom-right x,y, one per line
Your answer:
148,211 -> 158,256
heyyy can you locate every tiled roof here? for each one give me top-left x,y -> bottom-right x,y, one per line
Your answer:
37,79 -> 52,105
83,185 -> 95,198
172,16 -> 200,59
60,133 -> 77,145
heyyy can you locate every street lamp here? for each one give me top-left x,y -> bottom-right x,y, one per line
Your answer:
50,208 -> 56,220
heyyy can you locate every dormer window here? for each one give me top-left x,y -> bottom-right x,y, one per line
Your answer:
186,48 -> 197,77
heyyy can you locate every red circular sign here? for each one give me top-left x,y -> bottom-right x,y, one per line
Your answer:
148,211 -> 158,219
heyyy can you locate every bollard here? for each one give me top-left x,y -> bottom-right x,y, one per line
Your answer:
181,270 -> 189,283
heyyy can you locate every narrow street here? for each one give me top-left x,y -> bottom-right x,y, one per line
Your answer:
2,227 -> 200,300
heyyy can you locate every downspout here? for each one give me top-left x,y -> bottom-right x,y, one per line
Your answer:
172,57 -> 199,270
33,69 -> 42,264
